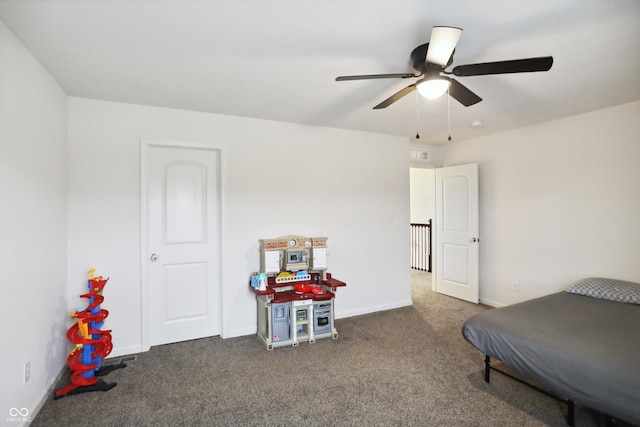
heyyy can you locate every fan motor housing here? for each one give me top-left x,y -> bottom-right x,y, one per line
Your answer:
410,43 -> 454,74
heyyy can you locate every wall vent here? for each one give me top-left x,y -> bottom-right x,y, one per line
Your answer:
410,149 -> 428,160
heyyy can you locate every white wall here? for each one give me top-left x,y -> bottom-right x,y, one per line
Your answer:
67,97 -> 411,356
438,101 -> 640,306
0,21 -> 68,423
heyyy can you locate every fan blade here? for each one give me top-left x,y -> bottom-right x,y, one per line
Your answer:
336,73 -> 418,81
448,79 -> 482,107
373,84 -> 417,109
426,26 -> 463,66
452,56 -> 553,76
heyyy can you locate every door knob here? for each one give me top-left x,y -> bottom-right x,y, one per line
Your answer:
470,237 -> 479,243
150,253 -> 159,262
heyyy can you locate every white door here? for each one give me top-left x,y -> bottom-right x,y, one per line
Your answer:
434,163 -> 479,303
145,144 -> 221,346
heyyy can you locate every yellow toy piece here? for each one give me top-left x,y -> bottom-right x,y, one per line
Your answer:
78,320 -> 89,339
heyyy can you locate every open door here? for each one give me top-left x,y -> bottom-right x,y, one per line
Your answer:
434,163 -> 479,303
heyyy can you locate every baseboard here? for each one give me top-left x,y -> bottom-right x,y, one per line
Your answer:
336,298 -> 413,319
479,297 -> 504,308
220,301 -> 414,339
224,326 -> 257,339
108,344 -> 143,358
101,301 -> 418,345
27,363 -> 68,426
29,345 -> 139,424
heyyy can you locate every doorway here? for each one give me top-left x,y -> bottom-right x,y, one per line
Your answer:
410,167 -> 435,288
410,163 -> 479,303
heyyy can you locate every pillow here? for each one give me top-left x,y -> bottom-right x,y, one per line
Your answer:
566,277 -> 640,304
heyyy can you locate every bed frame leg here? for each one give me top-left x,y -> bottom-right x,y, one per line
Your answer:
484,355 -> 491,383
483,354 -> 575,425
567,399 -> 574,426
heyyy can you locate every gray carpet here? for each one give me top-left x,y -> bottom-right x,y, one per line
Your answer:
33,271 -> 625,426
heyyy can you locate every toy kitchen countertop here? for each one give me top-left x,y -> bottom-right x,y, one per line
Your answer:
249,272 -> 346,298
269,289 -> 336,303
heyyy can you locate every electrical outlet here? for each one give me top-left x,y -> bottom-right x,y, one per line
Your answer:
24,361 -> 30,383
511,281 -> 520,292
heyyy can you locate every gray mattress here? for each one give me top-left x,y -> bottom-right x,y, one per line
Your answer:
462,291 -> 640,425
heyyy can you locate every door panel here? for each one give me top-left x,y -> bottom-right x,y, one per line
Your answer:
165,262 -> 208,321
435,163 -> 479,303
443,175 -> 469,232
146,145 -> 221,346
165,163 -> 206,243
442,243 -> 469,284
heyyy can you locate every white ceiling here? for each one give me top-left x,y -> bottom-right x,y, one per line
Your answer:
1,0 -> 639,144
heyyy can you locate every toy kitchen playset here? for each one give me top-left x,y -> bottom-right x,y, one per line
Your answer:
249,235 -> 346,350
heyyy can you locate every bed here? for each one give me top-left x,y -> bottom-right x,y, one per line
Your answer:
462,277 -> 640,426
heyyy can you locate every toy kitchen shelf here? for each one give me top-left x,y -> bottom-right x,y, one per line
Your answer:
249,235 -> 346,350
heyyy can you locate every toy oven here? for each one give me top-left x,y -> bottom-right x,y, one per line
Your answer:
313,302 -> 332,335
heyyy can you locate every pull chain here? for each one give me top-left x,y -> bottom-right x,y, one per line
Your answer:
447,87 -> 452,141
415,90 -> 420,139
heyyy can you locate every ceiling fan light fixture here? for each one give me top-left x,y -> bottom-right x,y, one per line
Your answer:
336,25 -> 552,110
417,77 -> 450,99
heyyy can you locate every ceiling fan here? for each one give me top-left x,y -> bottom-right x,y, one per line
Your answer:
336,26 -> 553,109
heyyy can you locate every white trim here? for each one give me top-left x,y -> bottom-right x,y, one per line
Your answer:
31,364 -> 68,422
335,299 -> 413,319
140,140 -> 150,352
139,138 -> 226,351
479,298 -> 504,308
226,327 -> 258,338
107,344 -> 143,358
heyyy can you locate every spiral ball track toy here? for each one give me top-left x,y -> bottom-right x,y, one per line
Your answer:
55,268 -> 127,399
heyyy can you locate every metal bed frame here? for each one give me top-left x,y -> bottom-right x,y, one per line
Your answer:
484,355 -> 576,426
